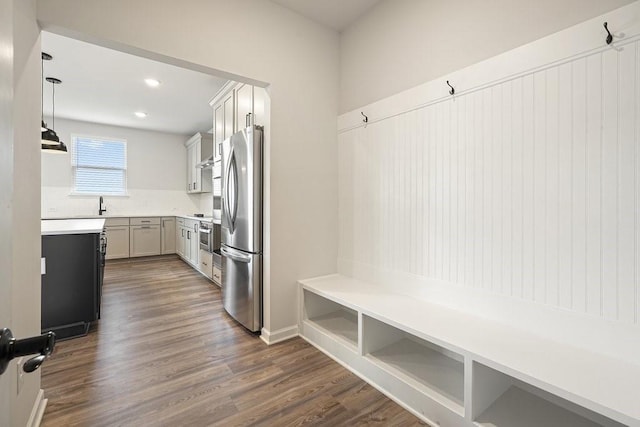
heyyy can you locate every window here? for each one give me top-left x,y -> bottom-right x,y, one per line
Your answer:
72,135 -> 127,195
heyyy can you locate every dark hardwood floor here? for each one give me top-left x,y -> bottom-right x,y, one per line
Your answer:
41,256 -> 424,426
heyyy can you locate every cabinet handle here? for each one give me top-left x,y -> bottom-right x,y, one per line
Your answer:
182,229 -> 184,237
141,226 -> 151,229
246,112 -> 252,128
187,231 -> 190,239
141,220 -> 150,223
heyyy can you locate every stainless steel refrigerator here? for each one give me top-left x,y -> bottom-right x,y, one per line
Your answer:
220,125 -> 263,332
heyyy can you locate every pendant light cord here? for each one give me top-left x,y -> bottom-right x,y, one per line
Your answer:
41,56 -> 44,127
52,80 -> 55,130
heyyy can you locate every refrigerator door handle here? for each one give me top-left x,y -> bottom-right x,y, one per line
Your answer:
224,147 -> 239,232
230,154 -> 239,228
220,246 -> 251,263
223,145 -> 235,231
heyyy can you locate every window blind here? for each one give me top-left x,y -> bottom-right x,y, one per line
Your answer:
73,136 -> 127,195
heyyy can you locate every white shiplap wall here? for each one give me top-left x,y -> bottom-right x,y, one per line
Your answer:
339,35 -> 640,325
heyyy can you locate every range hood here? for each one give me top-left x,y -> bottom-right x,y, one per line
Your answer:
197,155 -> 215,169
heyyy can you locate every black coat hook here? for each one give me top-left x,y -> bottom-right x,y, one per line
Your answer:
604,22 -> 613,45
446,81 -> 455,95
361,112 -> 368,124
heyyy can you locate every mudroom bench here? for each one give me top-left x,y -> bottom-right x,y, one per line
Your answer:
298,274 -> 639,427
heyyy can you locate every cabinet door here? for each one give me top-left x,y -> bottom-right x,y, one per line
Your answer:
194,140 -> 202,192
223,92 -> 234,137
235,84 -> 253,130
161,217 -> 176,254
214,104 -> 224,161
189,223 -> 199,266
176,226 -> 184,257
184,227 -> 192,261
105,226 -> 130,259
130,225 -> 161,257
181,227 -> 188,259
186,143 -> 194,192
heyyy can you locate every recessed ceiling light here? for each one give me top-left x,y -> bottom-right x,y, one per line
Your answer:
134,111 -> 147,118
144,78 -> 160,87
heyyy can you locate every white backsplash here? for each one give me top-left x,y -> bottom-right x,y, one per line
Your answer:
42,187 -> 204,218
197,192 -> 214,216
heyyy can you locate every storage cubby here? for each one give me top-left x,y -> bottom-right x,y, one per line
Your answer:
472,363 -> 625,427
302,290 -> 358,349
362,315 -> 465,414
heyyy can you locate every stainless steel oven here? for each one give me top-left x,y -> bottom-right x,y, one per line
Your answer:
199,221 -> 213,252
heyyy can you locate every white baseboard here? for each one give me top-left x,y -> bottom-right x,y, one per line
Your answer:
260,325 -> 298,345
27,389 -> 47,427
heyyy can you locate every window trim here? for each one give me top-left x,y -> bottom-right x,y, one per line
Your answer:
70,134 -> 129,196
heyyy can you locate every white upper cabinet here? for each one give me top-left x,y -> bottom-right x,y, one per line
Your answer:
235,83 -> 253,129
213,103 -> 224,162
184,132 -> 213,194
210,81 -> 267,148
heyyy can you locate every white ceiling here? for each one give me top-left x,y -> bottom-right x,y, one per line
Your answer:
41,32 -> 229,136
40,2 -> 379,135
269,0 -> 382,31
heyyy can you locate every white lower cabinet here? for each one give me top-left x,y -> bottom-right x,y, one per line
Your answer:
105,225 -> 130,259
176,219 -> 199,268
161,217 -> 176,254
212,266 -> 221,286
199,249 -> 213,279
105,217 -> 130,259
178,225 -> 192,261
188,221 -> 199,266
130,225 -> 161,257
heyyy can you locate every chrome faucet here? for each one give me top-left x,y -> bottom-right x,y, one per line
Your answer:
98,196 -> 107,216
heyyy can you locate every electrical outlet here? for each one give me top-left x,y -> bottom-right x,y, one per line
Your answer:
16,357 -> 24,395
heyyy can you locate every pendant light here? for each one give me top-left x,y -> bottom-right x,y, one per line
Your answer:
41,76 -> 67,153
40,52 -> 51,132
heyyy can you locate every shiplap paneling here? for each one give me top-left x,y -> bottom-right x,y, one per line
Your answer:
338,40 -> 640,325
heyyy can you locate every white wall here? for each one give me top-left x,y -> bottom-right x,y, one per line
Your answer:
42,118 -> 207,217
36,0 -> 340,336
339,0 -> 635,113
0,0 -> 43,425
337,3 -> 640,356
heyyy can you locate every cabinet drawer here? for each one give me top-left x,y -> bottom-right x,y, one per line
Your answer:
199,249 -> 213,279
105,217 -> 129,227
130,217 -> 161,226
212,266 -> 221,285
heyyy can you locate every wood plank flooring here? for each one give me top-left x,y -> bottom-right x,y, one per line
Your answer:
41,256 -> 424,426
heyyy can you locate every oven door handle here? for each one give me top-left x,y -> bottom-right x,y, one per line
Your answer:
199,228 -> 211,234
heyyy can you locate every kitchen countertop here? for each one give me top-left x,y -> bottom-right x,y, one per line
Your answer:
42,214 -> 221,225
41,218 -> 106,235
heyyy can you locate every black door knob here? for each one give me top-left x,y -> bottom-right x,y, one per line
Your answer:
0,328 -> 56,375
